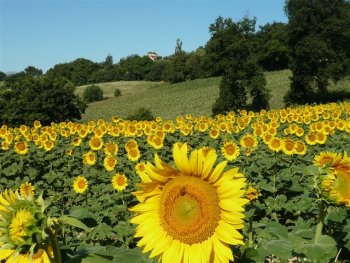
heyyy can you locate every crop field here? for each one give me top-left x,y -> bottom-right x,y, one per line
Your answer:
1,101 -> 350,262
77,70 -> 350,123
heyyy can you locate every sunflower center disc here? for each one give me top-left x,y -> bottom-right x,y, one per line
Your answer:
160,175 -> 220,244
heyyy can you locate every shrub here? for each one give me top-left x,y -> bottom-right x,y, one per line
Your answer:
114,88 -> 122,97
83,85 -> 103,103
126,107 -> 154,121
0,75 -> 86,126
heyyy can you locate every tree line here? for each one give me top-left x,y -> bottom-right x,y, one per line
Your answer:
1,0 -> 350,126
0,21 -> 290,86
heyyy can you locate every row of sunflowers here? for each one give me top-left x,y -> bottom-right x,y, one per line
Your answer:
0,101 -> 350,262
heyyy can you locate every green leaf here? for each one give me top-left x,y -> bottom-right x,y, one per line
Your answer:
300,235 -> 337,263
266,221 -> 288,238
60,215 -> 89,231
262,239 -> 293,260
302,165 -> 319,176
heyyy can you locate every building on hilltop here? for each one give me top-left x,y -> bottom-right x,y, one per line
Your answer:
147,52 -> 159,61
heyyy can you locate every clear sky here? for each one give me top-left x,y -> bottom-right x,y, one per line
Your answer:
0,0 -> 288,73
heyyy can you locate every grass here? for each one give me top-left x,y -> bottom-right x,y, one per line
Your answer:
77,70 -> 350,122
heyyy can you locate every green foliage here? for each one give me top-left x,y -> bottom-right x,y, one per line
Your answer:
47,58 -> 99,86
118,55 -> 154,81
126,107 -> 155,121
83,85 -> 104,103
0,75 -> 86,126
0,71 -> 6,81
114,88 -> 122,97
164,39 -> 187,83
212,17 -> 270,115
144,60 -> 167,81
24,66 -> 43,77
284,0 -> 350,104
256,22 -> 290,71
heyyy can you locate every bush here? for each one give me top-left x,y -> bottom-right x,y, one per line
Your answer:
114,88 -> 122,97
126,107 -> 154,121
83,85 -> 103,103
0,75 -> 86,126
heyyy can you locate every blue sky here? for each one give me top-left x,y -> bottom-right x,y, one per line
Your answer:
0,0 -> 287,73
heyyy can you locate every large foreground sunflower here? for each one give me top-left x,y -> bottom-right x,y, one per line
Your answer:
317,152 -> 350,206
130,143 -> 248,263
0,189 -> 52,263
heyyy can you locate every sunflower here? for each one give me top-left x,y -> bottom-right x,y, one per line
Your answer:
321,158 -> 350,206
305,133 -> 317,145
245,186 -> 259,201
209,128 -> 220,139
43,140 -> 54,151
125,139 -> 138,152
73,176 -> 88,194
315,132 -> 327,145
221,141 -> 240,161
0,189 -> 51,263
104,141 -> 118,155
112,174 -> 128,192
282,138 -> 295,155
89,136 -> 103,151
103,155 -> 117,172
19,182 -> 35,199
313,152 -> 342,168
240,134 -> 258,149
83,151 -> 97,165
130,143 -> 248,263
127,148 -> 141,162
72,137 -> 82,147
294,141 -> 307,155
267,137 -> 282,152
14,141 -> 28,155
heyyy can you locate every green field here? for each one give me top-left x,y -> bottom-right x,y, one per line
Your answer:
77,70 -> 350,122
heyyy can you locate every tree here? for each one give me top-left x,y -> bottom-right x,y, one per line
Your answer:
104,54 -> 113,67
118,55 -> 154,80
205,16 -> 235,76
185,47 -> 207,80
46,58 -> 99,86
164,38 -> 187,83
83,85 -> 104,103
256,22 -> 290,71
212,17 -> 269,115
284,0 -> 350,104
0,71 -> 6,81
0,75 -> 86,126
24,66 -> 43,77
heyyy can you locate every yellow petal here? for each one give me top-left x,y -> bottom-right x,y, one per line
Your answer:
208,161 -> 227,184
0,249 -> 14,260
173,143 -> 191,175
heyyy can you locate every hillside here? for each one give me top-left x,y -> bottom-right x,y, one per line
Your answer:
77,70 -> 350,122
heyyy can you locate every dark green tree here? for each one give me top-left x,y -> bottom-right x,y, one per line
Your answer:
185,47 -> 207,80
0,75 -> 86,126
145,59 -> 167,81
165,38 -> 187,83
256,22 -> 290,71
205,17 -> 235,76
24,66 -> 43,77
212,17 -> 269,115
0,71 -> 7,81
118,55 -> 154,80
83,85 -> 104,103
284,0 -> 350,104
46,58 -> 99,86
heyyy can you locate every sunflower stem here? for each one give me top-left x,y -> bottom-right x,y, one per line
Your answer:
248,216 -> 253,248
314,201 -> 326,243
46,227 -> 62,263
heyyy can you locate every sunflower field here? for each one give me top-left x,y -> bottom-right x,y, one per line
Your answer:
1,101 -> 350,263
